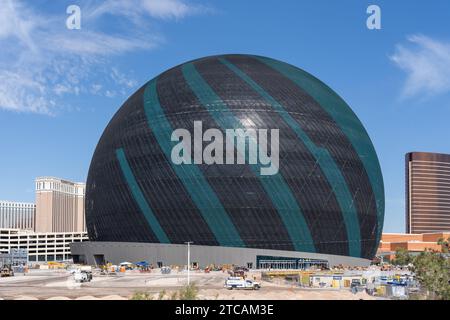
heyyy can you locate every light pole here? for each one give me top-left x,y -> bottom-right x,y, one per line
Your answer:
184,241 -> 193,285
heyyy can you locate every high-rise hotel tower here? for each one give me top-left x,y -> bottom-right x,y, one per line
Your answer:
406,152 -> 450,233
35,177 -> 86,233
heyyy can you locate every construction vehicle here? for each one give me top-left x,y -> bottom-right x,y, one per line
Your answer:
161,266 -> 171,274
224,277 -> 261,290
1,265 -> 14,277
47,261 -> 65,269
228,267 -> 246,278
73,269 -> 93,283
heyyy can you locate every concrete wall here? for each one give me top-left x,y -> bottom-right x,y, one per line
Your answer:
422,232 -> 450,242
381,233 -> 423,242
70,242 -> 370,268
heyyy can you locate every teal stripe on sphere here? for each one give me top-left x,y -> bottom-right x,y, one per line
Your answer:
115,148 -> 170,244
220,58 -> 361,257
182,62 -> 316,253
256,56 -> 384,247
143,79 -> 244,248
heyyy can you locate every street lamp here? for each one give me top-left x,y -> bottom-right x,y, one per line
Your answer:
184,241 -> 193,285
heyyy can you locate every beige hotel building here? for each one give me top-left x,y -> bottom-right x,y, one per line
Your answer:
35,177 -> 86,233
0,201 -> 35,230
0,177 -> 88,263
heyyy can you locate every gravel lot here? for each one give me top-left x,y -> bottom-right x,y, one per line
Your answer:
0,269 -> 377,300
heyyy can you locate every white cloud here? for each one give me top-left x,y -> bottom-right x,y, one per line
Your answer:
90,84 -> 103,94
105,90 -> 116,98
53,84 -> 79,96
0,0 -> 39,50
110,68 -> 138,88
87,0 -> 204,21
141,0 -> 196,19
0,0 -> 206,115
0,69 -> 54,114
390,34 -> 450,98
46,31 -> 158,57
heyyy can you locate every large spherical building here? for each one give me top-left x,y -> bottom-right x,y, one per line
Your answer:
73,54 -> 384,268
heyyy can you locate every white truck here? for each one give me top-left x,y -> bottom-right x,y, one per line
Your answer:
73,269 -> 93,283
224,277 -> 261,290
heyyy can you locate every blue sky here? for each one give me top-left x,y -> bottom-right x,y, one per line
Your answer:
0,0 -> 449,233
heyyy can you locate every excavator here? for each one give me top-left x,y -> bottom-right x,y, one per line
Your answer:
1,264 -> 14,277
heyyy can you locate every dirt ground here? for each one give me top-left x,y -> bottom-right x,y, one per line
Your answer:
0,269 -> 378,300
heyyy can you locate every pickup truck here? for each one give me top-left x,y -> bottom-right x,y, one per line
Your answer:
73,270 -> 93,283
224,277 -> 261,290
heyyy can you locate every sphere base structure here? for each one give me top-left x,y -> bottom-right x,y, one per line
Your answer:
84,54 -> 385,263
70,242 -> 370,268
